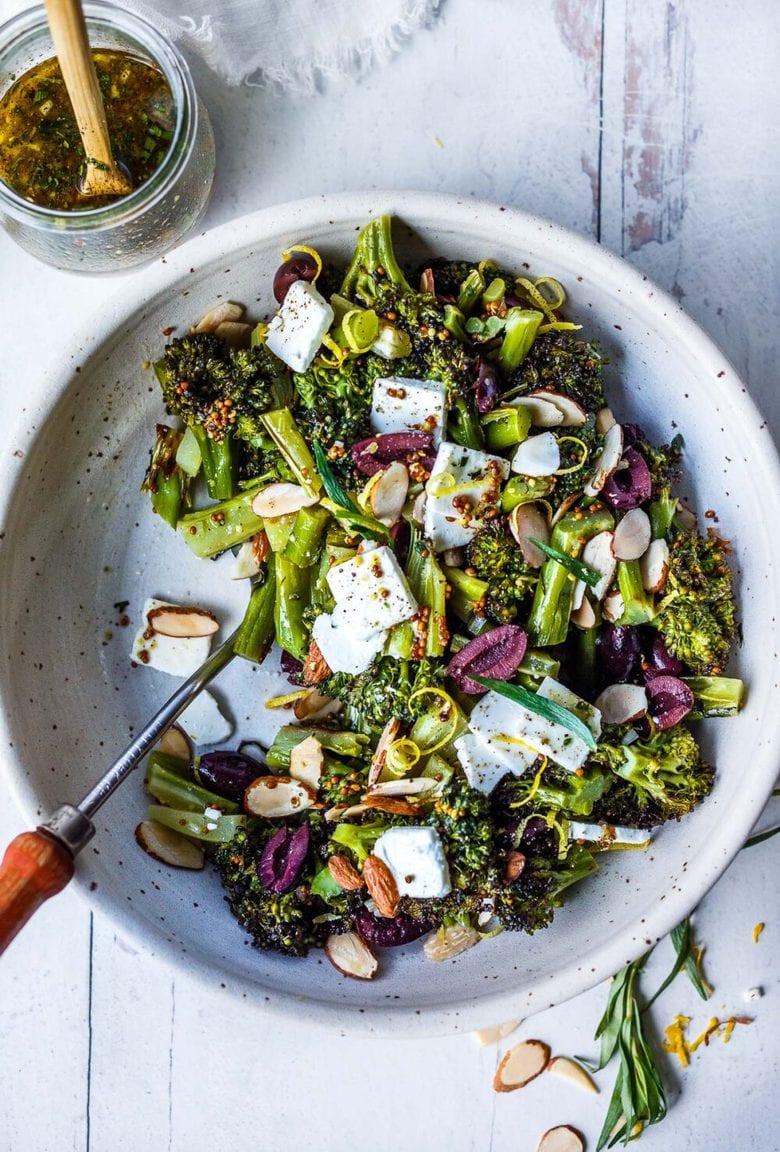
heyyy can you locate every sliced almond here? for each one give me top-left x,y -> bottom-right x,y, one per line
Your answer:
612,507 -> 652,561
158,724 -> 192,761
596,406 -> 616,435
289,735 -> 324,791
327,854 -> 364,891
640,538 -> 670,593
473,1020 -> 522,1047
192,300 -> 245,333
537,1126 -> 585,1152
424,923 -> 480,961
676,500 -> 697,530
293,689 -> 341,722
135,820 -> 205,870
411,489 -> 428,525
595,683 -> 648,724
603,588 -> 624,623
251,483 -> 319,519
580,529 -> 616,602
363,854 -> 399,918
244,775 -> 318,818
508,504 -> 549,568
367,717 -> 401,787
365,778 -> 435,798
493,1039 -> 551,1092
547,1056 -> 599,1095
214,320 -> 252,348
230,531 -> 269,580
337,796 -> 420,820
147,605 -> 219,638
511,431 -> 561,477
530,390 -> 587,428
510,395 -> 565,427
571,597 -> 597,630
550,490 -> 582,527
370,461 -> 409,526
442,546 -> 466,567
584,422 -> 623,495
324,932 -> 378,980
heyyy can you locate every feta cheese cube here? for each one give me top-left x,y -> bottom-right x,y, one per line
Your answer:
568,821 -> 651,847
178,689 -> 233,747
326,545 -> 417,638
311,609 -> 385,675
454,733 -> 518,795
131,598 -> 212,677
424,441 -> 509,551
265,280 -> 334,373
370,376 -> 447,447
373,826 -> 452,898
465,689 -> 591,774
537,676 -> 602,740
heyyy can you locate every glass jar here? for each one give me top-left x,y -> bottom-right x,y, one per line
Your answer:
0,2 -> 215,272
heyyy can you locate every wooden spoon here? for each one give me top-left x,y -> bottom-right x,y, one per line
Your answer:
43,0 -> 134,199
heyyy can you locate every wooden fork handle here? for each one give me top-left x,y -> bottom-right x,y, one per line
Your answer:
0,831 -> 74,956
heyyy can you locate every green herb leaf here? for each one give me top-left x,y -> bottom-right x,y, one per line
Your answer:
313,441 -> 359,513
472,676 -> 597,751
644,917 -> 711,1011
743,824 -> 780,849
530,538 -> 601,587
314,442 -> 392,543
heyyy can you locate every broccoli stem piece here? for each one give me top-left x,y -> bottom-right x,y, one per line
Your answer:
273,553 -> 313,661
572,625 -> 598,699
340,215 -> 412,301
234,571 -> 277,664
442,564 -> 488,626
263,511 -> 297,552
147,805 -> 247,843
266,725 -> 369,769
457,268 -> 485,315
191,425 -> 238,501
481,405 -> 531,451
141,424 -> 187,528
526,505 -> 615,647
448,394 -> 486,450
515,648 -> 562,688
649,489 -> 678,540
260,409 -> 321,498
175,426 -> 202,477
616,560 -> 656,625
283,504 -> 330,568
497,309 -> 544,376
500,474 -> 556,512
145,752 -> 240,814
684,675 -> 745,718
177,483 -> 266,558
442,305 -> 469,342
406,533 -> 449,657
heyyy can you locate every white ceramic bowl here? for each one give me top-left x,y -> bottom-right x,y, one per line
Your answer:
1,192 -> 778,1035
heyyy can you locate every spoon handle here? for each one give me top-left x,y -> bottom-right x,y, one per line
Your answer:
43,0 -> 132,196
0,831 -> 74,956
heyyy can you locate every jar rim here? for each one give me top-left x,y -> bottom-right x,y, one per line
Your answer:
0,0 -> 198,231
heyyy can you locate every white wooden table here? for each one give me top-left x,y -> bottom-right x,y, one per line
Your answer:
0,2 -> 777,1149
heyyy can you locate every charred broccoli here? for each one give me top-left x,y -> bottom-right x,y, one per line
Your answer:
653,530 -> 736,674
322,656 -> 441,738
494,843 -> 598,934
506,331 -> 607,413
292,353 -> 389,465
465,520 -> 536,623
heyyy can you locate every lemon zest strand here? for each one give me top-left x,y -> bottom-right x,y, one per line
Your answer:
264,689 -> 310,709
752,921 -> 765,943
317,333 -> 347,368
385,738 -> 421,778
510,758 -> 547,808
408,687 -> 459,754
555,435 -> 590,476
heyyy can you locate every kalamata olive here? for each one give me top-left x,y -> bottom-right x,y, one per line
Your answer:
644,635 -> 685,678
257,823 -> 310,893
351,431 -> 433,477
518,816 -> 557,856
598,624 -> 642,685
272,254 -> 318,304
646,675 -> 694,730
197,751 -> 265,802
475,358 -> 500,414
280,650 -> 303,684
448,625 -> 528,695
390,518 -> 411,568
602,446 -> 652,510
355,907 -> 431,948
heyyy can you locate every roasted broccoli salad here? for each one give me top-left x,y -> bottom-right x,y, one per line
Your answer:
135,216 -> 743,979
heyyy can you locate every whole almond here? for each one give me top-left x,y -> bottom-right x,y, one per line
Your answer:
504,850 -> 526,883
302,638 -> 331,685
328,854 -> 364,891
363,854 -> 399,918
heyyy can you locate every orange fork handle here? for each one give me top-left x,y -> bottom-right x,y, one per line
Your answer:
0,831 -> 74,956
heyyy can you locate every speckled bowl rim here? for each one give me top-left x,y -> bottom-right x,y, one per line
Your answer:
1,191 -> 778,1036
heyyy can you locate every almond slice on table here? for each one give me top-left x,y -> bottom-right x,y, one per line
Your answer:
135,821 -> 205,870
511,395 -> 565,427
547,1056 -> 599,1094
370,461 -> 409,525
147,605 -> 219,638
472,1020 -> 522,1047
584,422 -> 623,495
640,538 -> 670,593
508,504 -> 549,568
595,683 -> 648,724
289,735 -> 324,790
362,854 -> 400,918
192,300 -> 245,333
244,775 -> 318,818
612,507 -> 652,561
424,923 -> 479,961
327,854 -> 364,891
251,483 -> 319,518
157,724 -> 192,761
537,1126 -> 585,1152
493,1039 -> 551,1092
530,390 -> 587,428
324,932 -> 378,980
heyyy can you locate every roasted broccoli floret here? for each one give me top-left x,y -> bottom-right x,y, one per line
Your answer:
653,530 -> 736,674
465,520 -> 536,623
426,776 -> 495,886
497,764 -> 614,818
292,353 -> 389,466
322,656 -> 441,738
589,726 -> 714,826
506,331 -> 607,414
494,843 -> 598,934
